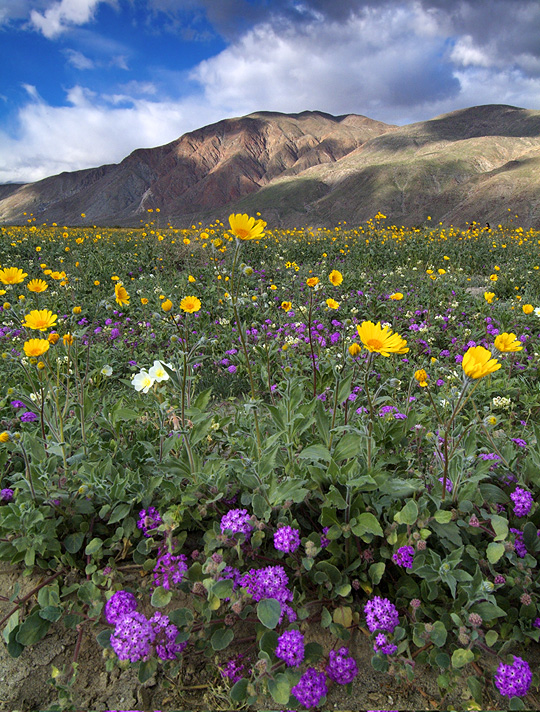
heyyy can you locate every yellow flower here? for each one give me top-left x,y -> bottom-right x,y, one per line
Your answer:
188,275 -> 196,283
523,304 -> 534,314
494,332 -> 522,353
356,321 -> 409,357
183,238 -> 191,245
462,346 -> 501,379
484,291 -> 495,304
48,333 -> 60,344
270,284 -> 277,290
489,274 -> 498,282
0,432 -> 9,443
438,268 -> 446,275
326,298 -> 339,309
329,270 -> 343,286
389,292 -> 403,300
281,301 -> 292,312
23,338 -> 50,357
63,333 -> 74,346
72,306 -> 82,315
213,238 -> 223,248
161,299 -> 173,312
0,267 -> 27,285
27,279 -> 48,293
114,283 -> 130,306
23,309 -> 58,331
140,297 -> 149,305
306,277 -> 319,288
414,368 -> 428,387
180,296 -> 201,313
348,343 -> 362,357
228,213 -> 266,241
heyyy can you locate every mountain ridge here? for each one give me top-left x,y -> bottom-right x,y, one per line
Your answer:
2,104 -> 540,228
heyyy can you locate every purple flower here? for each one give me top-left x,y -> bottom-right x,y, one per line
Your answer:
438,476 -> 453,492
291,667 -> 328,708
0,488 -> 14,504
510,528 -> 528,558
364,596 -> 400,633
149,611 -> 187,660
510,487 -> 533,517
274,526 -> 301,553
275,629 -> 305,666
240,565 -> 295,623
494,656 -> 532,698
373,633 -> 398,655
137,507 -> 163,537
220,508 -> 253,538
511,438 -> 528,448
220,654 -> 247,683
153,552 -> 188,590
326,646 -> 358,684
110,328 -> 121,340
20,411 -> 38,422
110,611 -> 155,662
478,452 -> 501,461
10,400 -> 26,409
105,590 -> 138,624
320,527 -> 330,548
392,545 -> 415,570
227,365 -> 237,374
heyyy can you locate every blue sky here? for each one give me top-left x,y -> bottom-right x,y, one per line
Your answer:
1,0 -> 539,183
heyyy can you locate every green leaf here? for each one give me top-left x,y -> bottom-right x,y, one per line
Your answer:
64,532 -> 85,554
487,542 -> 505,564
509,696 -> 526,710
259,630 -> 278,656
138,657 -> 157,684
169,607 -> 193,628
84,537 -> 103,556
394,500 -> 418,525
230,678 -> 248,703
434,510 -> 453,524
333,433 -> 362,462
467,675 -> 483,705
491,514 -> 509,542
38,606 -> 62,622
430,621 -> 447,648
268,673 -> 292,705
151,586 -> 172,608
485,630 -> 498,648
96,629 -> 111,648
16,613 -> 51,646
451,648 -> 474,669
298,444 -> 331,462
471,602 -> 507,621
351,512 -> 383,538
212,579 -> 234,600
108,503 -> 131,524
368,562 -> 386,585
210,627 -> 234,651
257,598 -> 281,629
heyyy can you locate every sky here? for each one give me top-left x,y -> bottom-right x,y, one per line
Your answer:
1,0 -> 539,184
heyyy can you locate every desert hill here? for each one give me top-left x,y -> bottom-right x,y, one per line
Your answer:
1,104 -> 540,227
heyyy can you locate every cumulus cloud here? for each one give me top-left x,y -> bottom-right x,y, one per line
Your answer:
30,0 -> 109,38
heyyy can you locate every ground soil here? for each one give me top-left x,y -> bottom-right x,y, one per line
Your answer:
0,563 -> 538,712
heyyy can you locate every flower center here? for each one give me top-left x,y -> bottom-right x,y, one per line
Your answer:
236,228 -> 249,238
367,338 -> 384,350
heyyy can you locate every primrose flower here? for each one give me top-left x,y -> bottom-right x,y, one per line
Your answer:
133,370 -> 155,393
462,345 -> 501,379
348,343 -> 362,357
329,270 -> 343,286
27,279 -> 48,293
228,213 -> 266,241
114,283 -> 130,306
326,298 -> 339,309
306,277 -> 319,288
356,321 -> 408,357
22,309 -> 58,331
180,296 -> 201,313
23,339 -> 50,358
389,292 -> 403,300
161,299 -> 173,312
0,267 -> 27,285
414,368 -> 428,387
148,360 -> 171,382
522,304 -> 534,314
281,301 -> 292,312
493,332 -> 522,353
484,291 -> 495,304
101,365 -> 113,376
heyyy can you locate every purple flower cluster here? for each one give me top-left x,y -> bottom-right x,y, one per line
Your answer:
137,507 -> 163,537
320,526 -> 330,548
105,590 -> 138,624
494,655 -> 532,698
392,545 -> 415,569
106,590 -> 187,663
438,476 -> 453,492
20,411 -> 38,422
326,646 -> 358,684
510,528 -> 528,558
240,565 -> 295,622
373,633 -> 397,655
364,596 -> 400,633
291,667 -> 328,708
220,653 -> 247,683
220,508 -> 253,538
274,525 -> 301,553
275,629 -> 305,666
510,487 -> 533,517
0,488 -> 14,504
152,551 -> 188,590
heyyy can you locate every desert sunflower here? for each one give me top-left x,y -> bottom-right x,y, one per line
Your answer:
27,279 -> 48,293
493,333 -> 522,353
356,321 -> 409,357
180,296 -> 201,313
23,338 -> 50,357
228,213 -> 266,241
114,283 -> 130,306
22,309 -> 57,331
0,267 -> 27,285
462,346 -> 501,379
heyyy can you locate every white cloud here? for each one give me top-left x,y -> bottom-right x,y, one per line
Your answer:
30,0 -> 108,38
65,48 -> 95,69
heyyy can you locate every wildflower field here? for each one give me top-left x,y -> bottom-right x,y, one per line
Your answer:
1,212 -> 540,712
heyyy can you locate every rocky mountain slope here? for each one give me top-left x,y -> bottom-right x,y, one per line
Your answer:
2,104 -> 540,227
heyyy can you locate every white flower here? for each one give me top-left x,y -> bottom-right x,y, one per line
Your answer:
148,360 -> 170,382
535,307 -> 540,317
132,370 -> 155,393
101,365 -> 113,376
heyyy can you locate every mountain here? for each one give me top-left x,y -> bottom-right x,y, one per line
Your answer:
2,104 -> 540,228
